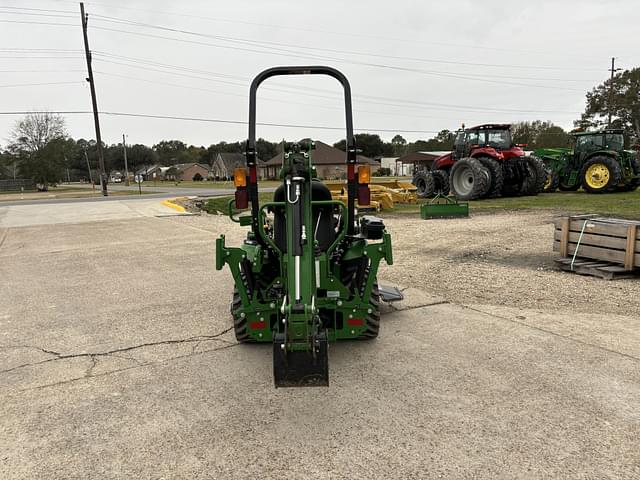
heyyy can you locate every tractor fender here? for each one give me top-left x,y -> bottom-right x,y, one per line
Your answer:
585,150 -> 618,161
432,152 -> 455,170
470,147 -> 502,160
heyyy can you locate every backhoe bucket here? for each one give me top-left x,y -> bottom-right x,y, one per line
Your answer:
273,332 -> 329,388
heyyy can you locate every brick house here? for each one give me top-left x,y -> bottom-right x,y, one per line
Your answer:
261,141 -> 379,180
170,163 -> 210,181
210,153 -> 266,180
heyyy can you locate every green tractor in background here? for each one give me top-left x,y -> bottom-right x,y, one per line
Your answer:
534,129 -> 639,193
216,66 -> 400,388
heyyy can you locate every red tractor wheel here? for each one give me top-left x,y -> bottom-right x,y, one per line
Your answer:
477,156 -> 504,198
450,157 -> 490,201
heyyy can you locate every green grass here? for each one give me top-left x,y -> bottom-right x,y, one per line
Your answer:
139,180 -> 281,189
201,187 -> 640,219
390,190 -> 640,219
202,192 -> 274,214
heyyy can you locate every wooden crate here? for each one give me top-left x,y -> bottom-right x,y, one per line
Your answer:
553,215 -> 640,271
554,257 -> 640,280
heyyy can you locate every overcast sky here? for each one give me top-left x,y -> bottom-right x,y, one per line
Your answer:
1,0 -> 638,148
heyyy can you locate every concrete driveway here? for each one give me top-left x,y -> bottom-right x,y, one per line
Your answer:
0,209 -> 638,479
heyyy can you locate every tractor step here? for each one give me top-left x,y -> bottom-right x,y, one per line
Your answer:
378,284 -> 404,302
273,332 -> 329,388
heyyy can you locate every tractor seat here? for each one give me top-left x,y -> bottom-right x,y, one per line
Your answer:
273,179 -> 335,253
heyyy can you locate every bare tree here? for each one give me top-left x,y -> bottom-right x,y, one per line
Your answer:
8,112 -> 70,190
9,112 -> 67,154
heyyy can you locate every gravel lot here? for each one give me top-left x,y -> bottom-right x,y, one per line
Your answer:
380,210 -> 640,318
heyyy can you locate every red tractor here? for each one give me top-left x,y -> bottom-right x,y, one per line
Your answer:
430,124 -> 546,200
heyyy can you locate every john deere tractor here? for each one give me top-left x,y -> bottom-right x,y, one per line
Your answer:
427,124 -> 546,200
216,66 -> 398,387
535,129 -> 639,193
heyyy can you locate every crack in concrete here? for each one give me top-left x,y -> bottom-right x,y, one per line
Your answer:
0,327 -> 234,376
18,341 -> 239,393
0,227 -> 8,250
461,304 -> 640,364
385,300 -> 449,313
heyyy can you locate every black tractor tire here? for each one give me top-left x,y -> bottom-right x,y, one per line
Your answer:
231,288 -> 254,343
618,157 -> 640,192
413,171 -> 435,198
558,180 -> 580,191
580,155 -> 622,194
521,155 -> 546,196
450,157 -> 490,201
476,156 -> 504,198
431,169 -> 450,195
543,169 -> 560,193
360,281 -> 380,340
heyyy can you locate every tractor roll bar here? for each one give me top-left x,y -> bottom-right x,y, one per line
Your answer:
247,66 -> 356,156
245,66 -> 359,235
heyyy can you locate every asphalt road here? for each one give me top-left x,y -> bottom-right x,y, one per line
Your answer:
0,205 -> 639,478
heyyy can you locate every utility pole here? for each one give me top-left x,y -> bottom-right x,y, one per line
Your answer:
122,133 -> 130,186
607,57 -> 622,127
84,149 -> 93,184
80,2 -> 107,196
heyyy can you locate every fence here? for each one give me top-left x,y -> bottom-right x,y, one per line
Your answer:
0,179 -> 34,192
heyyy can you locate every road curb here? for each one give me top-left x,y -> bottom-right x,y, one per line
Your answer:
161,198 -> 187,213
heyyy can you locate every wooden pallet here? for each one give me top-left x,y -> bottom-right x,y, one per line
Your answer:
555,257 -> 640,280
553,215 -> 640,270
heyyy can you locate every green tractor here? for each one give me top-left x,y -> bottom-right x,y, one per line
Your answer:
535,129 -> 639,193
216,66 -> 400,387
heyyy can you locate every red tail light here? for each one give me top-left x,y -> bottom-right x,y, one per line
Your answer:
235,188 -> 248,209
357,185 -> 370,206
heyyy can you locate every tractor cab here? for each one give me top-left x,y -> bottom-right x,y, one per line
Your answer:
573,129 -> 625,162
453,124 -> 523,160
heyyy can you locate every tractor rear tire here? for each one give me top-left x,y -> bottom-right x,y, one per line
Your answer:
580,156 -> 622,194
231,288 -> 254,343
543,169 -> 560,193
618,157 -> 640,192
413,172 -> 435,198
477,157 -> 504,198
361,281 -> 380,340
521,155 -> 546,196
450,157 -> 490,201
431,169 -> 450,195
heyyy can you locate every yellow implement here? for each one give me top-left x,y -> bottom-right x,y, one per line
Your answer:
324,179 -> 417,210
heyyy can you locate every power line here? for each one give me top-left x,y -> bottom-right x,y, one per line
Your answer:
93,70 -> 473,122
90,13 -> 603,75
0,81 -> 82,88
0,19 -> 76,26
0,110 -> 441,134
87,24 -> 586,92
90,53 -> 580,115
57,0 -> 597,60
0,5 -> 76,14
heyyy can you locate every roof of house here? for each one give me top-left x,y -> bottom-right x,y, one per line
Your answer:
216,152 -> 266,170
263,141 -> 378,167
172,163 -> 209,173
135,164 -> 161,175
